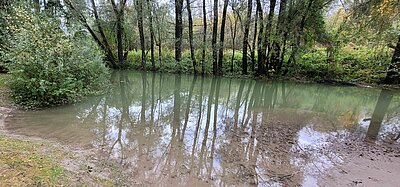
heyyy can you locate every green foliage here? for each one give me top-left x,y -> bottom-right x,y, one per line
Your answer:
294,46 -> 391,83
5,5 -> 109,107
0,73 -> 8,88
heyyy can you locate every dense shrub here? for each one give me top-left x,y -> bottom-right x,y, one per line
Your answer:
5,5 -> 109,107
295,46 -> 391,83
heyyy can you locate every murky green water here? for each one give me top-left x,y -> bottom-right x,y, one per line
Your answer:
5,71 -> 400,186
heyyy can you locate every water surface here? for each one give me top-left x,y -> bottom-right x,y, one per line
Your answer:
5,71 -> 400,186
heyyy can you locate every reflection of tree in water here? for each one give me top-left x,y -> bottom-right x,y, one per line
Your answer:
12,70 -> 400,185
54,71 -> 400,185
219,81 -> 309,186
366,89 -> 395,141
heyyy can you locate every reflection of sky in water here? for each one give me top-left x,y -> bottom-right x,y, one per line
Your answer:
5,71 -> 400,186
297,125 -> 342,187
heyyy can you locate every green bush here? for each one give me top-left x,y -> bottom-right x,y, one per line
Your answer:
5,6 -> 109,107
295,46 -> 391,83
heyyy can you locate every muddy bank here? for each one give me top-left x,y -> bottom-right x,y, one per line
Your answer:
318,136 -> 400,186
320,156 -> 400,186
1,109 -> 130,185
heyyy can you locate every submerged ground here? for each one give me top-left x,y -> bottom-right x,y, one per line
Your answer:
1,71 -> 400,186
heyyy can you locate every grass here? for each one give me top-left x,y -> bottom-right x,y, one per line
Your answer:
0,73 -> 8,88
0,135 -> 119,186
0,135 -> 68,186
0,73 -> 11,107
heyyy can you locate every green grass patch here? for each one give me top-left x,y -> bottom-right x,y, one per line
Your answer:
0,73 -> 9,88
0,135 -> 68,186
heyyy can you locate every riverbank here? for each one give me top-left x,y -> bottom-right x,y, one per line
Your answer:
0,134 -> 121,186
0,75 -> 100,186
0,112 -> 116,186
125,46 -> 397,87
0,74 -> 116,186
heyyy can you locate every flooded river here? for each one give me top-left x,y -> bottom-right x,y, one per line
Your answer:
4,71 -> 400,186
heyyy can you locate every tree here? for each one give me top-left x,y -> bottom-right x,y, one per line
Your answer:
186,0 -> 197,74
175,0 -> 184,68
65,0 -> 114,67
241,0 -> 252,75
147,0 -> 155,70
136,0 -> 146,69
270,0 -> 287,72
250,7 -> 258,73
343,0 -> 399,84
201,0 -> 207,75
287,0 -> 314,67
385,35 -> 400,84
110,0 -> 128,66
218,0 -> 230,75
255,0 -> 266,75
264,0 -> 276,72
228,12 -> 238,72
212,0 -> 219,75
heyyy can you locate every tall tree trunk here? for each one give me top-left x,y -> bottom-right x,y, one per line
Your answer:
384,36 -> 400,84
270,0 -> 286,72
251,10 -> 258,73
201,0 -> 207,75
175,0 -> 184,69
218,0 -> 229,75
136,0 -> 146,69
277,32 -> 288,72
154,2 -> 163,68
256,0 -> 266,75
242,0 -> 253,75
116,12 -> 124,66
110,0 -> 127,66
275,0 -> 287,73
229,13 -> 238,73
147,0 -> 155,70
264,0 -> 276,72
186,0 -> 197,74
212,0 -> 219,75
